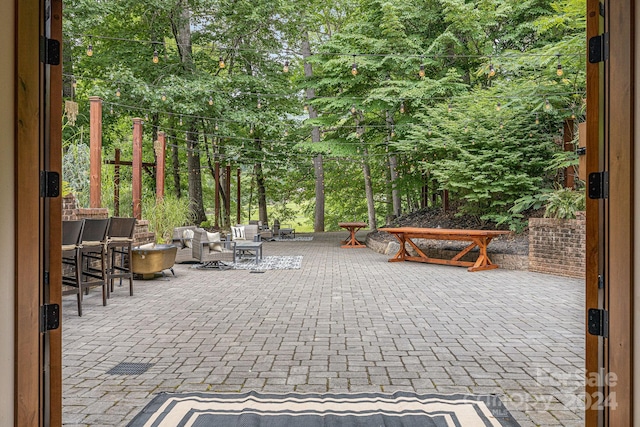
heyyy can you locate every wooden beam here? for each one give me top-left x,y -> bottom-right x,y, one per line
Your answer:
48,0 -> 64,423
585,0 -> 604,424
15,0 -> 43,422
607,0 -> 634,423
89,96 -> 102,208
132,118 -> 143,220
563,118 -> 575,188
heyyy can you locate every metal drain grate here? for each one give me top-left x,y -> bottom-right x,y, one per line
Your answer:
106,362 -> 154,375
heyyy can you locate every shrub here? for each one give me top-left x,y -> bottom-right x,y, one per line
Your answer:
143,195 -> 194,243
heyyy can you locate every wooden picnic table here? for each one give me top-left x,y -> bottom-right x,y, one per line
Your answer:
379,227 -> 510,272
338,222 -> 367,248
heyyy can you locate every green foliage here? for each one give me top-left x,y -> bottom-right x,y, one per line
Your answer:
544,187 -> 585,219
62,143 -> 91,207
142,195 -> 194,244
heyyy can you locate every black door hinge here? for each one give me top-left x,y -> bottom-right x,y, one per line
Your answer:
40,171 -> 60,198
588,171 -> 609,199
39,36 -> 60,65
588,308 -> 608,337
40,304 -> 60,332
576,147 -> 586,156
589,32 -> 609,63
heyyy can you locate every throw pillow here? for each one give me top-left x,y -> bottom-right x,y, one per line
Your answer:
231,225 -> 245,241
182,229 -> 194,248
207,231 -> 223,252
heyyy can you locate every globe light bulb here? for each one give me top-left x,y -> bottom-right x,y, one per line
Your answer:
351,105 -> 356,114
495,102 -> 501,111
488,64 -> 495,77
400,102 -> 405,114
283,61 -> 289,73
447,104 -> 452,113
116,87 -> 121,97
419,64 -> 425,78
351,55 -> 358,76
87,41 -> 93,57
535,114 -> 540,125
179,116 -> 183,126
161,93 -> 167,102
556,54 -> 563,76
545,99 -> 551,110
219,56 -> 225,69
208,96 -> 213,105
153,49 -> 159,63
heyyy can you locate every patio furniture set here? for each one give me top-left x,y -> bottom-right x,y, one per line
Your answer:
62,217 -> 137,316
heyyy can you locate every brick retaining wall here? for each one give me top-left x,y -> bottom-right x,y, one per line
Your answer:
528,216 -> 585,279
62,194 -> 155,246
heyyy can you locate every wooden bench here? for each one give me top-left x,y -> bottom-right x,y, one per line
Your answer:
379,227 -> 510,272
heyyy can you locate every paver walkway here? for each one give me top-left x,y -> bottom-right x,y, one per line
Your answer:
62,231 -> 584,426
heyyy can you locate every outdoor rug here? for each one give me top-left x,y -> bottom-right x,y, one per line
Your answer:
233,255 -> 302,270
128,390 -> 520,427
272,236 -> 314,242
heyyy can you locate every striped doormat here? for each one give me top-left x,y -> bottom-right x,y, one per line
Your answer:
128,391 -> 520,426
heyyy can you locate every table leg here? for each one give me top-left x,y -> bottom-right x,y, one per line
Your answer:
388,233 -> 407,261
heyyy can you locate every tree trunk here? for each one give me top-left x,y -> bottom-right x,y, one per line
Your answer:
254,138 -> 268,225
170,128 -> 181,199
302,33 -> 325,232
170,0 -> 205,223
362,146 -> 377,230
385,111 -> 401,217
186,124 -> 206,224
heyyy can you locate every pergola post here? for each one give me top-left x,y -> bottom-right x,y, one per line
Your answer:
89,96 -> 102,208
114,148 -> 120,216
225,164 -> 231,223
214,161 -> 220,228
236,167 -> 241,225
155,131 -> 166,200
132,118 -> 143,220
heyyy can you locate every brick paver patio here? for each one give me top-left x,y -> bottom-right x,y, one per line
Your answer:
62,231 -> 584,426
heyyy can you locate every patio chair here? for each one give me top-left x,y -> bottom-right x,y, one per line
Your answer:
192,228 -> 236,269
230,224 -> 260,242
62,220 -> 84,315
78,219 -> 109,307
105,217 -> 136,297
172,225 -> 198,263
273,219 -> 295,239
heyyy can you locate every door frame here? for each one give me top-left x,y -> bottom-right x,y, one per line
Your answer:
585,0 -> 635,425
14,0 -> 63,424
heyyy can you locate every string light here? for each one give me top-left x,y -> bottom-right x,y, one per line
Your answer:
556,54 -> 563,76
179,116 -> 183,126
208,96 -> 213,105
257,99 -> 262,109
109,105 -> 114,114
535,113 -> 540,125
153,49 -> 159,64
447,104 -> 452,113
144,113 -> 149,121
399,101 -> 405,114
351,55 -> 358,76
72,79 -> 77,89
215,123 -> 219,131
116,87 -> 121,97
545,99 -> 551,110
249,124 -> 254,135
283,60 -> 289,73
419,56 -> 425,78
495,102 -> 501,111
161,93 -> 167,102
500,121 -> 504,129
303,104 -> 309,112
390,125 -> 395,137
219,56 -> 225,69
428,126 -> 432,136
351,105 -> 357,114
489,63 -> 496,77
86,37 -> 93,57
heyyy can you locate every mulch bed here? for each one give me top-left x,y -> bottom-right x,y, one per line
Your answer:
369,207 -> 535,256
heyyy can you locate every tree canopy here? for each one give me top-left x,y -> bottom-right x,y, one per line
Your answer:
62,0 -> 586,231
